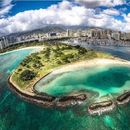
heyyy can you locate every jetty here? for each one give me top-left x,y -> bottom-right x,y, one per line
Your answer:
88,100 -> 115,115
55,94 -> 87,107
117,91 -> 130,105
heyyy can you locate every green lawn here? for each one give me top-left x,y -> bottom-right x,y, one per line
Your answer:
12,43 -> 113,90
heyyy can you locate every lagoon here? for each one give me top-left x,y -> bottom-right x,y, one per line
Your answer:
34,64 -> 130,97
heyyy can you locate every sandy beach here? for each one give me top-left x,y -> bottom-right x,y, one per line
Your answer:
10,58 -> 130,97
8,58 -> 130,109
51,58 -> 130,75
0,46 -> 44,56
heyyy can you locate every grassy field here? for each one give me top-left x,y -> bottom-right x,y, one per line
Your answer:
12,43 -> 113,90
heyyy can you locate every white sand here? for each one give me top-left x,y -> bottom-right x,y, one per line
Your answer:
0,46 -> 44,56
10,58 -> 130,96
52,58 -> 130,75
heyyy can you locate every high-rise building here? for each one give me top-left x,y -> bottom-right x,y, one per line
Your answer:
111,32 -> 120,40
66,29 -> 70,37
121,33 -> 130,41
86,29 -> 93,38
0,40 -> 4,49
0,37 -> 9,49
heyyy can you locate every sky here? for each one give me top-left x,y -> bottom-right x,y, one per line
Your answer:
0,0 -> 130,36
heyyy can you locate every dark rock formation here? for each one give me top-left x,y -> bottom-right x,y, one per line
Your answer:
55,94 -> 87,108
8,76 -> 88,108
88,100 -> 115,115
58,94 -> 87,102
117,91 -> 130,104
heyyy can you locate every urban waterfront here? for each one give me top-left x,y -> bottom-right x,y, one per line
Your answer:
0,46 -> 130,130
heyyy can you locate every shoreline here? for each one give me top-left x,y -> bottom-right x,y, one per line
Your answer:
8,58 -> 130,113
49,58 -> 129,75
9,74 -> 88,108
0,46 -> 44,56
34,58 -> 130,94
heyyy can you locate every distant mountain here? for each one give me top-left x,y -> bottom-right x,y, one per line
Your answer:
2,25 -> 66,38
1,25 -> 123,38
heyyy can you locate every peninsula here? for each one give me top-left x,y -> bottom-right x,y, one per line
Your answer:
8,43 -> 130,115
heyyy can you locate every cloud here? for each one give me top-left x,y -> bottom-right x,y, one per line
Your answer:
123,13 -> 130,32
0,1 -> 90,35
75,0 -> 125,8
2,0 -> 12,6
102,9 -> 120,16
0,0 -> 13,18
0,0 -> 129,36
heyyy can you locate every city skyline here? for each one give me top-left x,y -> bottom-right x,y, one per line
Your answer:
0,0 -> 130,36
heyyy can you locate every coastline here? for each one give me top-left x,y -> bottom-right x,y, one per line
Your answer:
8,58 -> 130,112
50,58 -> 129,75
0,46 -> 44,56
9,73 -> 88,108
34,57 -> 130,89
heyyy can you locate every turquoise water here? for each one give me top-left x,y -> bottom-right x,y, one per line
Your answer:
35,65 -> 130,97
0,48 -> 130,130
